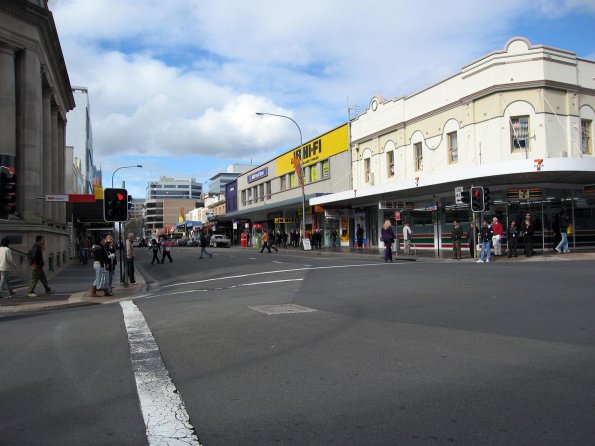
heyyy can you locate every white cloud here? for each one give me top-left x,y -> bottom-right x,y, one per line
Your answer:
52,0 -> 595,183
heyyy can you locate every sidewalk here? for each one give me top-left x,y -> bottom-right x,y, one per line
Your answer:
0,262 -> 146,315
1,247 -> 593,315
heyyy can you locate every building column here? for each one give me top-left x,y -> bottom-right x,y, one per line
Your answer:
0,44 -> 16,166
57,116 -> 66,224
42,89 -> 52,219
50,105 -> 58,222
16,49 -> 43,221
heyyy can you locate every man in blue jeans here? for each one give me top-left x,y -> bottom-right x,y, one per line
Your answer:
476,220 -> 494,263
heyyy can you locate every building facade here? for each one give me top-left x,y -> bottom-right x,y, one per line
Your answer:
311,38 -> 595,253
0,0 -> 75,278
227,123 -> 350,246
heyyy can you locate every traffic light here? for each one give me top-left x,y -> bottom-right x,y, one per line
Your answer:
0,166 -> 17,220
128,194 -> 133,218
470,186 -> 485,212
460,191 -> 470,205
483,188 -> 491,211
103,188 -> 128,222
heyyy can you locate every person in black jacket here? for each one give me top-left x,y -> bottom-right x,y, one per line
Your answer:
507,220 -> 520,258
381,220 -> 395,262
521,213 -> 535,257
476,219 -> 494,263
27,235 -> 53,297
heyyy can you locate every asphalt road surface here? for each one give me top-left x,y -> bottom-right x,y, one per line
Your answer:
1,247 -> 594,445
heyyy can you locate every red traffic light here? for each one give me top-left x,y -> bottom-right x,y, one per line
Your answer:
117,192 -> 125,201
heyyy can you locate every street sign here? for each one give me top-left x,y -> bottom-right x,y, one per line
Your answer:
455,186 -> 463,204
45,194 -> 96,202
46,194 -> 69,202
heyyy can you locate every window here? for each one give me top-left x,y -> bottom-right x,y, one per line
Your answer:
266,181 -> 271,199
289,172 -> 296,188
447,131 -> 458,163
510,116 -> 530,152
322,160 -> 330,178
310,163 -> 318,182
280,175 -> 287,191
364,158 -> 371,183
581,119 -> 592,155
258,184 -> 264,201
414,142 -> 423,171
246,188 -> 252,204
387,151 -> 395,177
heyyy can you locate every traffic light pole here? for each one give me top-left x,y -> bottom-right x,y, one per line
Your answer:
119,222 -> 125,285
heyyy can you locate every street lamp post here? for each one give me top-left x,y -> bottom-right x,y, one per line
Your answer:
256,112 -> 307,248
111,164 -> 143,285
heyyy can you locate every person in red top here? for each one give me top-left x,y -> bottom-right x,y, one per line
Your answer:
491,216 -> 504,256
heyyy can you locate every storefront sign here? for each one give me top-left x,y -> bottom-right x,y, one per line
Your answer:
506,188 -> 542,200
274,218 -> 298,224
248,167 -> 268,183
325,209 -> 355,218
379,200 -> 405,209
275,124 -> 348,176
584,184 -> 595,195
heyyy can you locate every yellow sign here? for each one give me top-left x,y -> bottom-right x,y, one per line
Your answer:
275,124 -> 348,176
178,216 -> 184,223
275,218 -> 298,224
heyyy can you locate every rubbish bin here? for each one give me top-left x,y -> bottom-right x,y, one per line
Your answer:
240,233 -> 247,248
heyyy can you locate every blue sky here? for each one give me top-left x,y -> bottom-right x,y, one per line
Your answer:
51,0 -> 595,199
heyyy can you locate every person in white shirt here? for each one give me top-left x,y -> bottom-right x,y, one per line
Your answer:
0,237 -> 16,298
402,222 -> 413,255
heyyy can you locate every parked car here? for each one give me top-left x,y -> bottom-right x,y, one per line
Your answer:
209,234 -> 231,248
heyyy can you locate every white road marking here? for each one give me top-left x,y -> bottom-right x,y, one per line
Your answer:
120,301 -> 201,446
238,278 -> 303,287
162,262 -> 393,289
272,260 -> 284,264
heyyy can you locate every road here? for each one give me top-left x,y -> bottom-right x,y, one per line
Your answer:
1,247 -> 594,445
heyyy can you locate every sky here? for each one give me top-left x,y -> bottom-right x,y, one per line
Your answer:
50,0 -> 595,199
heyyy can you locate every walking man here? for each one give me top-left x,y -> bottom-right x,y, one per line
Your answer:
199,231 -> 213,259
27,235 -> 53,297
402,222 -> 413,255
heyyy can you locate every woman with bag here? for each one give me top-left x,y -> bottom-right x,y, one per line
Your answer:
381,220 -> 395,262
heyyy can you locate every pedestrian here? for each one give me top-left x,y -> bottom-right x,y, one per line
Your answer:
507,220 -> 520,258
260,231 -> 271,253
356,224 -> 364,250
331,229 -> 338,249
150,239 -> 161,264
381,220 -> 395,262
451,220 -> 463,259
492,216 -> 504,256
27,235 -> 53,297
199,231 -> 213,259
402,221 -> 412,255
161,237 -> 174,263
269,231 -> 279,252
80,235 -> 91,264
104,234 -> 117,295
282,231 -> 288,248
126,232 -> 137,284
0,237 -> 16,299
90,236 -> 105,297
467,222 -> 476,258
555,210 -> 570,253
551,212 -> 561,252
476,219 -> 494,263
521,213 -> 535,257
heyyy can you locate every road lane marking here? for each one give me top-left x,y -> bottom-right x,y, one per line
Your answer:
120,301 -> 201,446
162,262 -> 393,289
238,278 -> 303,287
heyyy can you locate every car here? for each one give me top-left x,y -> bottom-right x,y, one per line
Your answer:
209,234 -> 231,248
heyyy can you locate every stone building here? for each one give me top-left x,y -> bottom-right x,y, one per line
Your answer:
0,0 -> 75,278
